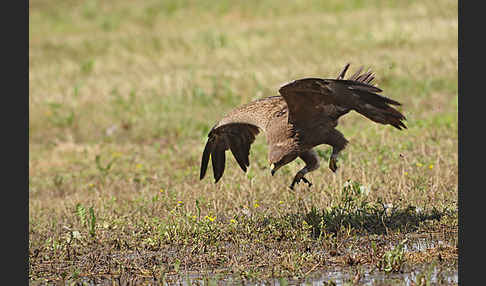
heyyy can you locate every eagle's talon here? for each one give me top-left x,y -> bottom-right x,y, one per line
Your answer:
289,175 -> 312,190
289,176 -> 301,190
289,180 -> 298,190
329,157 -> 338,173
301,177 -> 312,187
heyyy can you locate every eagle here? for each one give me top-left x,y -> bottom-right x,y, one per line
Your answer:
200,64 -> 406,189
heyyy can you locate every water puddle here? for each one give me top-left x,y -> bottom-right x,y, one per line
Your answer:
59,263 -> 457,286
274,265 -> 458,286
32,235 -> 457,285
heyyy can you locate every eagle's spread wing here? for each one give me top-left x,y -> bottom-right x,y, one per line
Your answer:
200,123 -> 260,183
200,96 -> 284,183
278,64 -> 406,130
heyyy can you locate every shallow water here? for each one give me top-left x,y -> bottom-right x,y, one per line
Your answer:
32,236 -> 458,286
64,263 -> 457,286
270,265 -> 458,286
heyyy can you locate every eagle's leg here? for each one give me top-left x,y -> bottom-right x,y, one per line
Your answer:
289,150 -> 320,190
326,129 -> 348,173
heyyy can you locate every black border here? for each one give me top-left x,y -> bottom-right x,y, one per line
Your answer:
8,0 -> 29,283
458,0 -> 472,285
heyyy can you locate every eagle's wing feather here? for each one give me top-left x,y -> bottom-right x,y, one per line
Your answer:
278,64 -> 406,130
200,97 -> 285,183
200,123 -> 260,183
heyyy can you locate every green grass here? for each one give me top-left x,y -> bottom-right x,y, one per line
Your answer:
29,0 -> 457,284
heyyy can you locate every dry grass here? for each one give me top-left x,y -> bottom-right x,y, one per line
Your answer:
29,0 -> 457,284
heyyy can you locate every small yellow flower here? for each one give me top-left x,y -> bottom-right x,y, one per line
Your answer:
177,200 -> 183,205
253,203 -> 260,208
416,162 -> 423,167
429,164 -> 434,169
230,219 -> 237,224
88,183 -> 94,188
112,152 -> 122,158
159,188 -> 164,193
192,215 -> 197,220
136,163 -> 143,169
205,215 -> 215,222
278,201 -> 284,205
404,172 -> 408,176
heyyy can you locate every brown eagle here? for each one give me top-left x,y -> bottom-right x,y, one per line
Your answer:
200,64 -> 406,189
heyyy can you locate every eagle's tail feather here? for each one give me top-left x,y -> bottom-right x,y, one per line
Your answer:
352,83 -> 407,130
337,64 -> 407,130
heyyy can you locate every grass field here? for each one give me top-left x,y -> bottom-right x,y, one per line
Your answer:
29,0 -> 458,284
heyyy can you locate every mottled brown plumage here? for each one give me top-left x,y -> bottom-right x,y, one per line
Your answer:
200,64 -> 406,189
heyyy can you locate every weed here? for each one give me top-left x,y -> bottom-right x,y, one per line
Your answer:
377,239 -> 407,273
75,203 -> 87,226
75,204 -> 97,238
278,277 -> 289,286
95,154 -> 116,176
80,59 -> 95,74
46,102 -> 75,128
69,267 -> 80,280
53,174 -> 64,189
88,206 -> 96,238
73,82 -> 82,98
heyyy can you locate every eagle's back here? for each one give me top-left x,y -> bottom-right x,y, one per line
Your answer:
214,96 -> 288,132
